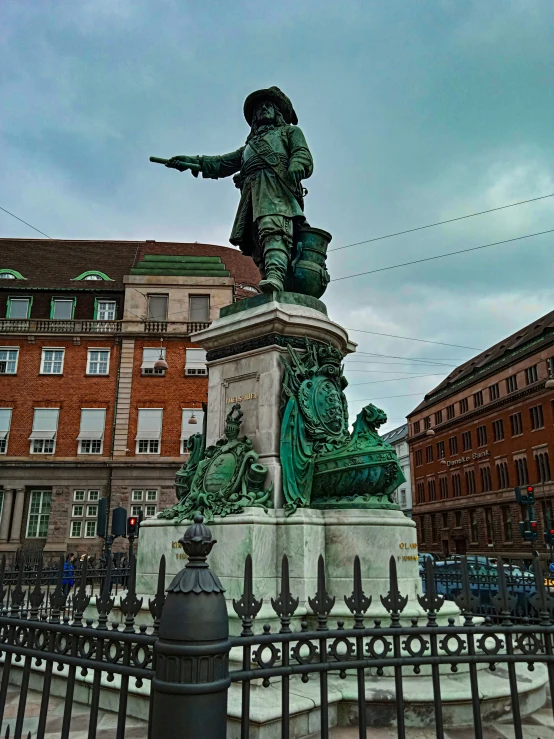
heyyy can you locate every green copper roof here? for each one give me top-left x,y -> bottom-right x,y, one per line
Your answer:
130,254 -> 230,277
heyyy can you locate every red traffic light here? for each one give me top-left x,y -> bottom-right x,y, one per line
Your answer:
531,521 -> 537,529
527,486 -> 534,493
129,517 -> 137,526
549,529 -> 554,535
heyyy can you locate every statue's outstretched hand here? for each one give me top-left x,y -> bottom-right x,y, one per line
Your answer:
166,156 -> 200,176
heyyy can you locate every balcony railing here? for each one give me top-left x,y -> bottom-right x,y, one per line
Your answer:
0,319 -> 211,335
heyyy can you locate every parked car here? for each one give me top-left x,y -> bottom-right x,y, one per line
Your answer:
424,560 -> 537,619
418,553 -> 435,575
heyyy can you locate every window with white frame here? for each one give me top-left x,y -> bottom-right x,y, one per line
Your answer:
0,409 -> 12,454
185,348 -> 207,376
40,349 -> 64,374
87,349 -> 110,375
181,408 -> 205,452
26,491 -> 52,538
141,347 -> 166,375
7,298 -> 31,319
136,409 -> 162,454
70,489 -> 101,538
29,408 -> 59,454
0,348 -> 19,374
96,301 -> 116,320
77,408 -> 106,454
51,299 -> 74,320
189,296 -> 210,322
130,490 -> 158,518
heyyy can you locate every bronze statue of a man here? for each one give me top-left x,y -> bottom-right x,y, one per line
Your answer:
163,87 -> 314,293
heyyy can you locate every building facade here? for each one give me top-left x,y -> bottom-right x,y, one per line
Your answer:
0,239 -> 260,558
408,310 -> 554,559
381,423 -> 412,516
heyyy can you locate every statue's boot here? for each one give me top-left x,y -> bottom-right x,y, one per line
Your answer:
259,238 -> 289,293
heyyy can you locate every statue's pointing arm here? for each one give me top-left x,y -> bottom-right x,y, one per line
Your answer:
166,149 -> 244,179
287,126 -> 313,186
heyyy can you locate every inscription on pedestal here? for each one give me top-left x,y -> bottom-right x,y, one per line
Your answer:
221,372 -> 260,437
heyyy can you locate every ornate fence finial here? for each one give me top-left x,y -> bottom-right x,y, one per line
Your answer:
28,553 -> 44,620
492,557 -> 516,624
167,515 -> 225,595
149,555 -> 166,634
49,554 -> 67,622
380,556 -> 408,626
96,552 -> 115,629
120,550 -> 143,632
308,555 -> 335,630
454,556 -> 479,625
530,555 -> 554,624
72,556 -> 91,624
345,555 -> 372,628
271,556 -> 299,633
10,556 -> 26,614
233,554 -> 262,636
417,557 -> 444,627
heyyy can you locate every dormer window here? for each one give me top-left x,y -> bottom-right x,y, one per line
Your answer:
0,269 -> 26,280
72,271 -> 113,281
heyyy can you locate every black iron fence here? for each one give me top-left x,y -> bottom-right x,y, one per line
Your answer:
428,554 -> 554,623
1,517 -> 554,737
0,557 -> 130,619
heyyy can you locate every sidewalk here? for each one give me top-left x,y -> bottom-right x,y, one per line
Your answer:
1,687 -> 148,739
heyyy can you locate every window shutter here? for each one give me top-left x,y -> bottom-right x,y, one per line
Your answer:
136,409 -> 163,440
77,409 -> 106,440
29,409 -> 59,439
0,409 -> 12,440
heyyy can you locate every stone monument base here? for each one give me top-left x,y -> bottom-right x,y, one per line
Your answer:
136,507 -> 459,633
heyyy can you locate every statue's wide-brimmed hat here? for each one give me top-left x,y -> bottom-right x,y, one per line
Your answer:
243,86 -> 298,126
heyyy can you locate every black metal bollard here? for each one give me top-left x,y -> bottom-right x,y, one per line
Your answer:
150,515 -> 231,738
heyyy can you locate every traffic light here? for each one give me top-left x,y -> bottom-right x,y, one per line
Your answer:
520,519 -> 538,542
545,528 -> 554,546
515,485 -> 535,505
127,516 -> 139,537
111,507 -> 127,537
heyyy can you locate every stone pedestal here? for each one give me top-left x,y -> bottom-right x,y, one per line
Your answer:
192,293 -> 355,507
136,507 -> 459,633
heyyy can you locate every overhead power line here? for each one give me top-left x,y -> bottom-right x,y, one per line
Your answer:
353,351 -> 468,362
0,205 -> 53,239
333,228 -> 554,283
344,327 -> 479,350
349,373 -> 446,386
328,192 -> 554,253
347,392 -> 427,401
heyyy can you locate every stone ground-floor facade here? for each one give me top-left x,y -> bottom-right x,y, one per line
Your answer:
0,461 -> 181,560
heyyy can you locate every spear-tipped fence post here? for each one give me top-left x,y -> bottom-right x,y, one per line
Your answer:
150,514 -> 231,739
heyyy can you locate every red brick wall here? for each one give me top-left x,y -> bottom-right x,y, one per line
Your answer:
1,338 -> 119,457
127,338 -> 208,457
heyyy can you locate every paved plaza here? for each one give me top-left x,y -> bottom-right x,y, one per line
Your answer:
3,685 -> 554,738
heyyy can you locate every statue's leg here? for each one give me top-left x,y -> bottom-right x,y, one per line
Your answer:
257,215 -> 293,293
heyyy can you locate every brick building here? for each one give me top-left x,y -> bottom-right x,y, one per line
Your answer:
408,309 -> 554,559
0,239 -> 260,557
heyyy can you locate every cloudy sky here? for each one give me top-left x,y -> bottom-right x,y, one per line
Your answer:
2,0 -> 554,431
